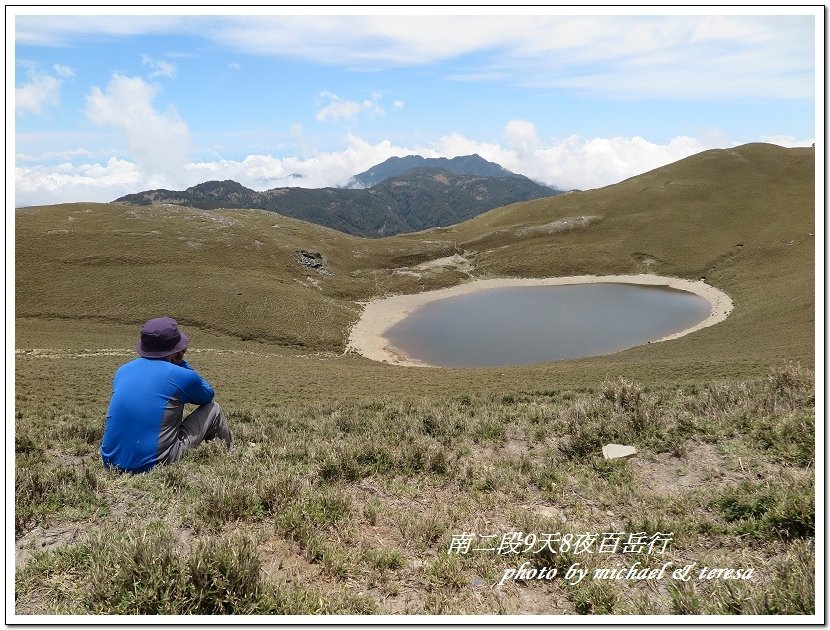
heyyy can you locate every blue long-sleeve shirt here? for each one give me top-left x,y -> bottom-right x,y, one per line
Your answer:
101,358 -> 214,472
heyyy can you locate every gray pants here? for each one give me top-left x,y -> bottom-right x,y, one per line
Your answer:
163,401 -> 232,464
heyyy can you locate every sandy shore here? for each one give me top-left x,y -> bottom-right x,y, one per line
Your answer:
346,274 -> 734,367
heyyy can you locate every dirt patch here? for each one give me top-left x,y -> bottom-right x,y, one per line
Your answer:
516,215 -> 600,237
413,254 -> 469,271
629,441 -> 738,497
391,253 -> 474,280
16,524 -> 82,569
258,535 -> 326,586
499,580 -> 573,614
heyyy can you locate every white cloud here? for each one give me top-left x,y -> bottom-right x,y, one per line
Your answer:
315,92 -> 362,122
186,135 -> 402,189
15,157 -> 144,206
16,147 -> 102,163
504,120 -> 539,158
85,74 -> 190,187
15,63 -> 76,115
424,125 -> 720,191
53,64 -> 75,78
16,73 -> 61,114
393,100 -> 405,109
315,91 -> 385,123
15,15 -> 189,46
198,14 -> 817,99
141,54 -> 176,79
227,62 -> 241,70
16,14 -> 813,100
760,134 -> 815,148
443,16 -> 815,100
509,134 -> 711,191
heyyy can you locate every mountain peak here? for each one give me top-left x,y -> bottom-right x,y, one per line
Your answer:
186,180 -> 252,194
349,153 -> 518,188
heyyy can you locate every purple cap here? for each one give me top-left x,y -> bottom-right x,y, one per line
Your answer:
136,316 -> 189,358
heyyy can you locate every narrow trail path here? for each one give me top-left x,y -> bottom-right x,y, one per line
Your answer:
14,348 -> 338,360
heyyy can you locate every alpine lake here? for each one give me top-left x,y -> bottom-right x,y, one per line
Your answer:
383,283 -> 712,368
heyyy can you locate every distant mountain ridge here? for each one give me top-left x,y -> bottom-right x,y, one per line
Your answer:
114,155 -> 563,237
347,153 -> 521,188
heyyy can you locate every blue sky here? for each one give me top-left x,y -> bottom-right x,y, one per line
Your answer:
11,9 -> 820,207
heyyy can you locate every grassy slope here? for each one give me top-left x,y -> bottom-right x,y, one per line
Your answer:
14,143 -> 816,616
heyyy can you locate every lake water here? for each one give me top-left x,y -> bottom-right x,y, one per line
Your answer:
384,283 -> 711,367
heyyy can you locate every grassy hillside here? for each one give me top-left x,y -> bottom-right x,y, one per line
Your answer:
14,143 -> 816,616
16,143 -> 814,395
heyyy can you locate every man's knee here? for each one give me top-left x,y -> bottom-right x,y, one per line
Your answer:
201,400 -> 222,415
207,401 -> 232,448
197,401 -> 227,426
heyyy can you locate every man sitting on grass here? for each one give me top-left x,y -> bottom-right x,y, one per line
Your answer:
101,316 -> 232,473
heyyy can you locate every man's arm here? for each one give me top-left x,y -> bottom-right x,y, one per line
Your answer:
174,362 -> 215,405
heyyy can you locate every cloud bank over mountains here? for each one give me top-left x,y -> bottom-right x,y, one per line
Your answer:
18,121 -> 812,208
